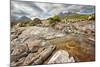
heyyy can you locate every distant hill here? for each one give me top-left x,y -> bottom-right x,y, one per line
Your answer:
11,16 -> 32,23
58,12 -> 95,20
17,16 -> 32,22
58,12 -> 78,17
11,16 -> 19,22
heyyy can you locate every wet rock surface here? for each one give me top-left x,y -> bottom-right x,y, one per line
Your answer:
11,21 -> 95,66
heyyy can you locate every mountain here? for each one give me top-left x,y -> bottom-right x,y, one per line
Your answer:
11,16 -> 32,23
79,9 -> 95,14
11,16 -> 19,22
58,12 -> 78,17
17,16 -> 32,22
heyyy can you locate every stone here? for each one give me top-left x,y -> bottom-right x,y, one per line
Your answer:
48,50 -> 75,64
18,26 -> 66,40
11,61 -> 17,67
11,26 -> 66,52
23,45 -> 55,65
23,53 -> 36,65
11,52 -> 28,62
30,46 -> 39,53
11,45 -> 26,56
11,57 -> 26,66
33,45 -> 55,64
88,16 -> 95,20
26,40 -> 42,50
11,35 -> 18,41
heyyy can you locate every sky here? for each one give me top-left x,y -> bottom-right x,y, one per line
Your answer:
11,1 -> 95,20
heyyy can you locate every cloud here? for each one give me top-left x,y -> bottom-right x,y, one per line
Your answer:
11,1 -> 95,19
11,1 -> 43,19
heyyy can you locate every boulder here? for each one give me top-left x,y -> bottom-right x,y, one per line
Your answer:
88,16 -> 95,20
25,40 -> 42,50
48,50 -> 75,64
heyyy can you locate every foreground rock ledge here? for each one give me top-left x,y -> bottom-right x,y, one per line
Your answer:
11,45 -> 55,66
11,24 -> 95,66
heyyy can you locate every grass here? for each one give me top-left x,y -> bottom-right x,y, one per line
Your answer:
64,14 -> 95,20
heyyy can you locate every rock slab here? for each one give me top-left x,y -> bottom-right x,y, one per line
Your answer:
48,50 -> 75,64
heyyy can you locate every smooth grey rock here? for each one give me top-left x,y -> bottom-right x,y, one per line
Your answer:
48,50 -> 75,64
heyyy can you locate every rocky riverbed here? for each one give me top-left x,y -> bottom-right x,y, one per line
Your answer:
10,21 -> 95,66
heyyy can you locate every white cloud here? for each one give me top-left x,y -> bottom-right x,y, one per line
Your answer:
11,1 -> 95,19
11,1 -> 43,19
